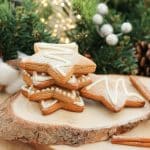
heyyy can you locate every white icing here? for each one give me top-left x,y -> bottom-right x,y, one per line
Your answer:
81,75 -> 86,78
46,88 -> 50,91
57,88 -> 61,93
23,70 -> 31,77
30,91 -> 34,94
62,91 -> 66,95
50,87 -> 55,91
81,78 -> 86,82
41,73 -> 46,76
68,75 -> 77,84
31,51 -> 74,77
86,78 -> 105,90
41,100 -> 58,109
34,42 -> 78,53
42,50 -> 73,55
22,85 -> 36,94
22,70 -> 26,73
28,86 -> 32,90
73,97 -> 84,106
46,55 -> 70,76
41,89 -> 46,92
71,95 -> 76,99
54,67 -> 67,76
72,91 -> 76,97
77,75 -> 90,83
32,72 -> 52,84
105,77 -> 118,105
36,90 -> 40,93
22,70 -> 27,75
76,91 -> 80,95
121,78 -> 143,99
21,85 -> 28,91
55,87 -> 59,92
87,76 -> 91,80
67,93 -> 71,97
35,44 -> 74,55
86,76 -> 143,106
43,54 -> 71,65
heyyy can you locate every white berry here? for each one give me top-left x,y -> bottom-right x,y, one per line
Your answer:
97,3 -> 109,15
121,22 -> 132,33
106,34 -> 118,46
100,24 -> 113,37
92,14 -> 103,25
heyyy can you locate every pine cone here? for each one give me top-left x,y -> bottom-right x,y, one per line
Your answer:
135,41 -> 150,76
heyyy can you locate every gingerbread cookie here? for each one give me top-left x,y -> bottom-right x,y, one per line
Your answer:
81,74 -> 145,112
22,70 -> 92,90
20,50 -> 96,83
40,97 -> 84,115
130,75 -> 150,101
21,85 -> 82,103
22,70 -> 54,89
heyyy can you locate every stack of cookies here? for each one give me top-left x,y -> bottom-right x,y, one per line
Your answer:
20,47 -> 96,115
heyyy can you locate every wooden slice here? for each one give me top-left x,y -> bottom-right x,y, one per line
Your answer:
34,118 -> 150,150
0,139 -> 34,150
116,120 -> 150,138
0,92 -> 149,146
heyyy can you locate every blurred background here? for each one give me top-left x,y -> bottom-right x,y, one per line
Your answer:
0,0 -> 150,76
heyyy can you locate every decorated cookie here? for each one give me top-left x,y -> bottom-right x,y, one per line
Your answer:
40,97 -> 84,115
21,85 -> 82,104
19,50 -> 96,83
22,70 -> 92,90
130,76 -> 150,101
22,70 -> 54,89
81,74 -> 145,112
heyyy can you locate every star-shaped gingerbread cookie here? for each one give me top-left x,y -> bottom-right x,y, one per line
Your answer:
81,74 -> 145,112
22,70 -> 92,90
20,50 -> 96,83
21,85 -> 82,105
40,97 -> 84,115
130,75 -> 150,101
